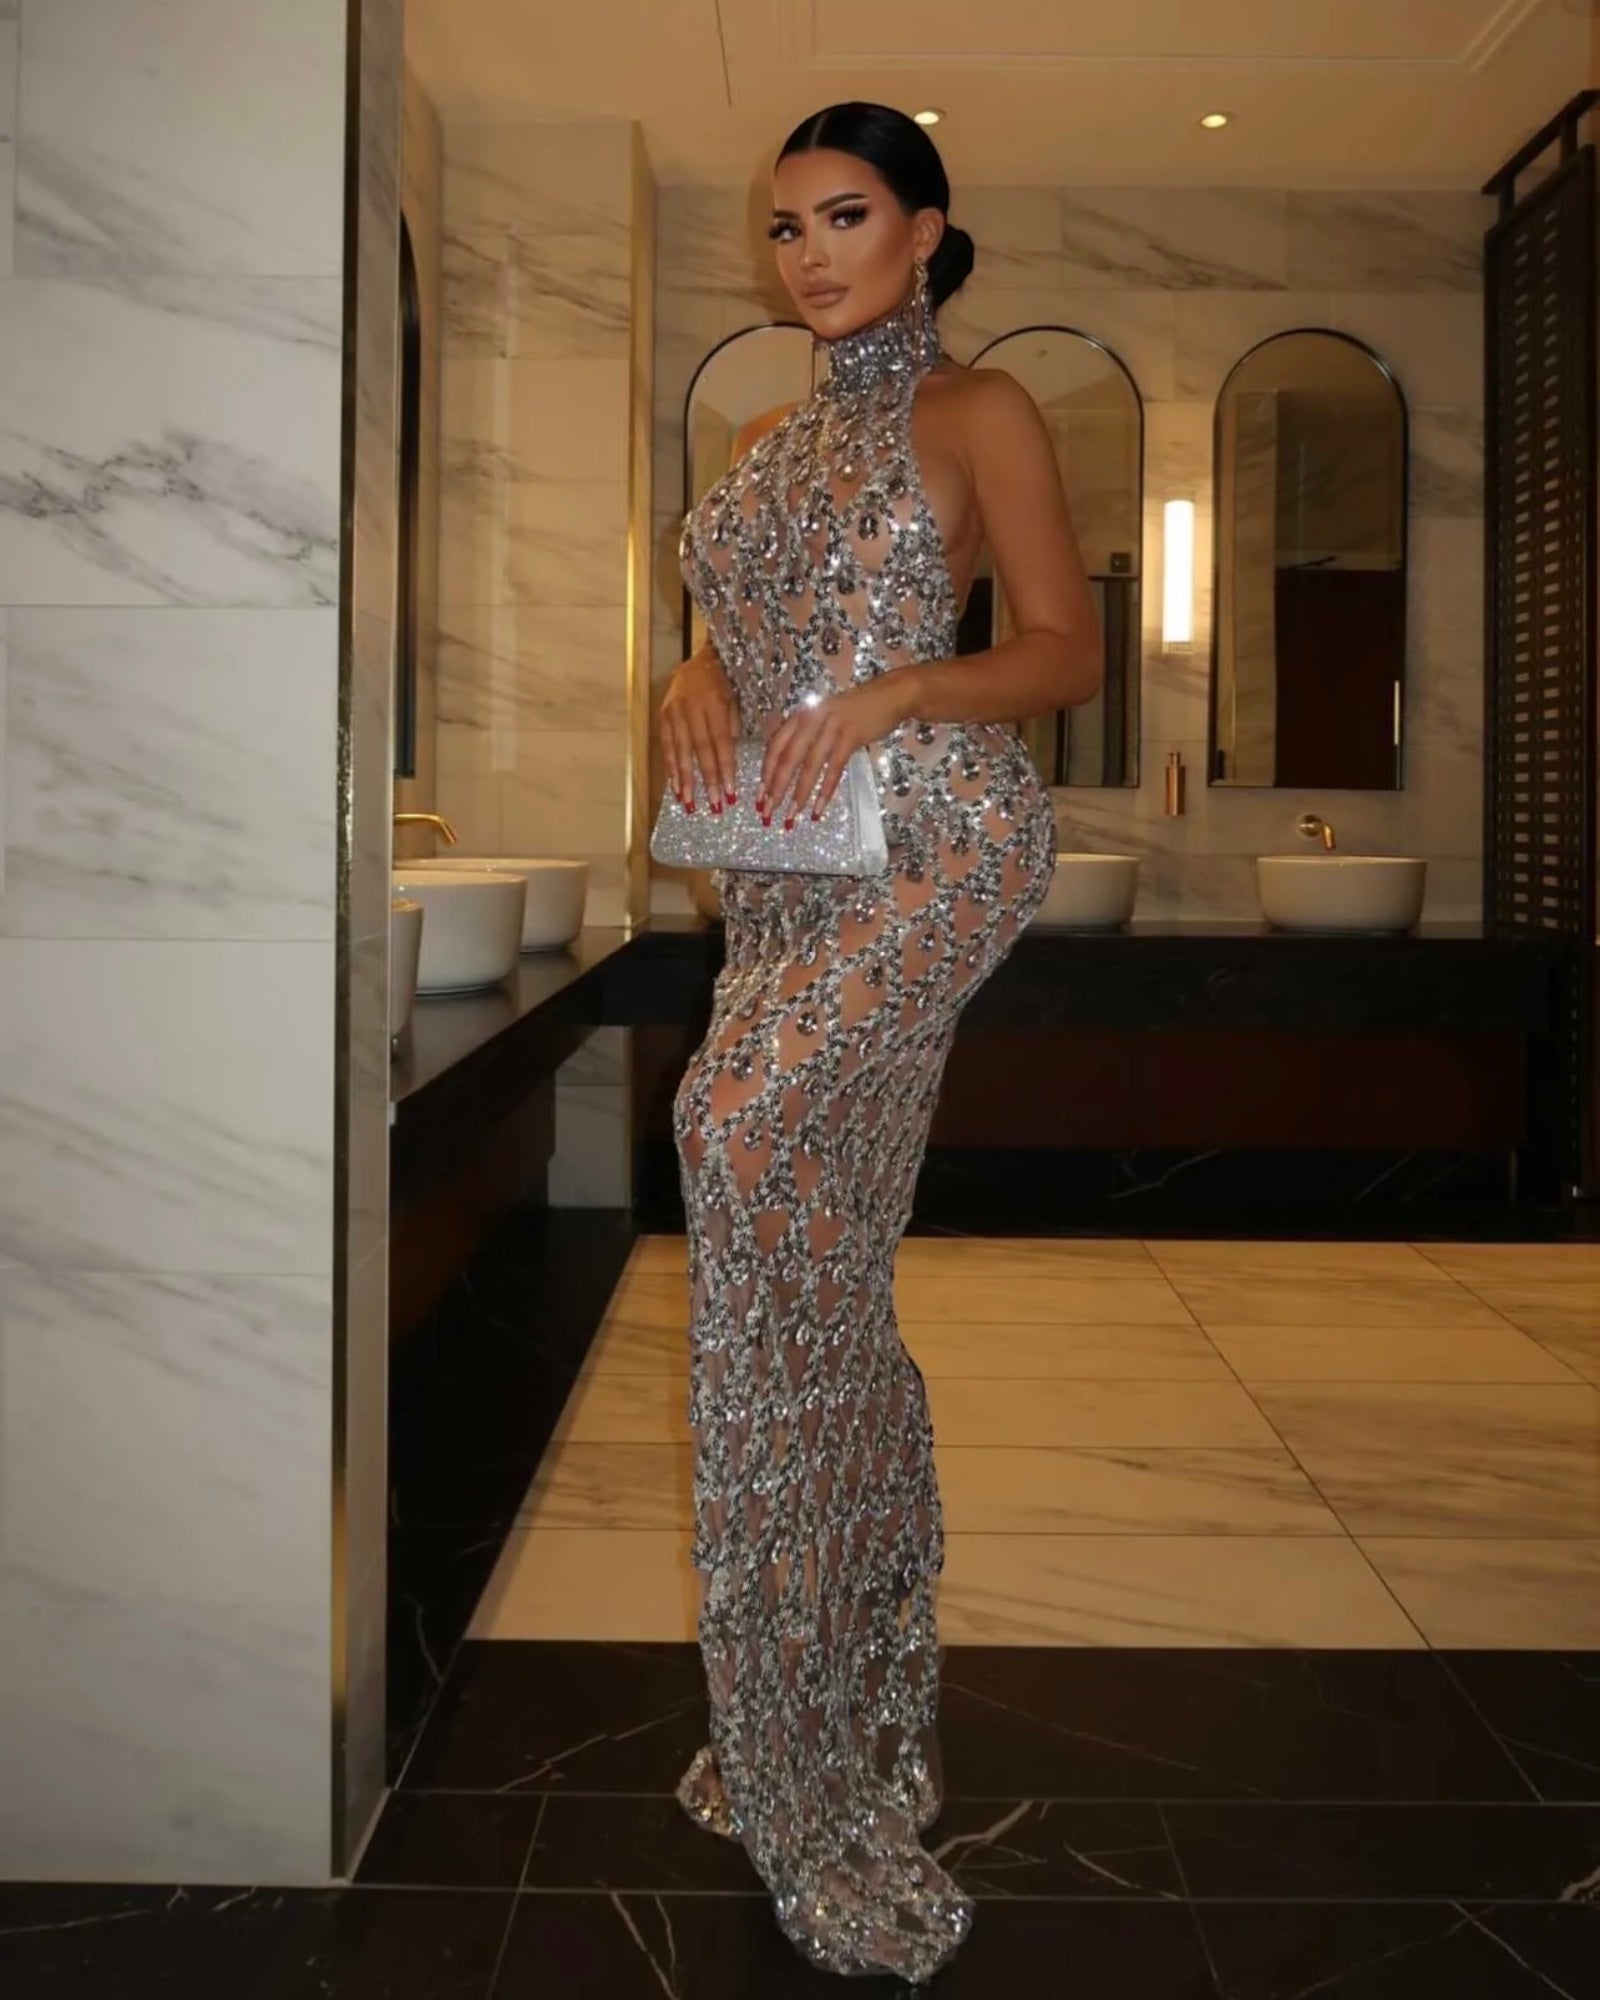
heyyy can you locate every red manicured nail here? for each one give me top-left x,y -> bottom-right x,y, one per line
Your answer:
710,801 -> 722,816
685,800 -> 695,814
726,791 -> 737,805
783,816 -> 795,831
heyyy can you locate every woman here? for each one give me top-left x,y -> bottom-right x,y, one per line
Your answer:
659,102 -> 1101,1983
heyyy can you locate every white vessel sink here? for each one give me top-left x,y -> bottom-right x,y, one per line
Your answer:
390,869 -> 526,992
1257,855 -> 1427,934
403,855 -> 587,951
389,898 -> 423,1045
1031,853 -> 1141,931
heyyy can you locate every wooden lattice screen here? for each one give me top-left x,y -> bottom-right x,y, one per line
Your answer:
1483,95 -> 1598,1200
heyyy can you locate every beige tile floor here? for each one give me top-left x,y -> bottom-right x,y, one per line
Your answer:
469,1236 -> 1600,1650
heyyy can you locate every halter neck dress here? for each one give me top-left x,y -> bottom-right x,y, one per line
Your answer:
671,287 -> 1057,1982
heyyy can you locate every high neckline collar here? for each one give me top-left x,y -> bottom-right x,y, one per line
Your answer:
817,287 -> 943,397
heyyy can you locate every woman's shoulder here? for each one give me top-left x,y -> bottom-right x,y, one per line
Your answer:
926,359 -> 1036,416
919,359 -> 1043,454
731,401 -> 801,461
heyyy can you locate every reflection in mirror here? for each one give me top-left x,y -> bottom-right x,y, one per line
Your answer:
966,327 -> 1142,788
1211,329 -> 1407,789
682,323 -> 817,661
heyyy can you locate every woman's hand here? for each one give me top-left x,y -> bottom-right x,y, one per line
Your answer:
758,672 -> 918,826
659,647 -> 739,810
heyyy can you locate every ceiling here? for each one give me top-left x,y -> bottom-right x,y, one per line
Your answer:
407,0 -> 1594,187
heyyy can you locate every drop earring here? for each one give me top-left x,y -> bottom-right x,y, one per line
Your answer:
910,253 -> 932,348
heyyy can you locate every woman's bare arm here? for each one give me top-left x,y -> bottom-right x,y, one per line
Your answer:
893,369 -> 1102,727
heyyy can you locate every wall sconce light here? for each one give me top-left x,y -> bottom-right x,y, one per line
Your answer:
1162,498 -> 1195,651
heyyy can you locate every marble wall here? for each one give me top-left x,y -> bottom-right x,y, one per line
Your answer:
649,186 -> 1489,920
435,117 -> 654,1207
0,0 -> 401,1884
435,119 -> 641,931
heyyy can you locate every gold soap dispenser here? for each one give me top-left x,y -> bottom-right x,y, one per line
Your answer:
1164,749 -> 1186,816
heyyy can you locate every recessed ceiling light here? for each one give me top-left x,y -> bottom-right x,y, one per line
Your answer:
1199,111 -> 1232,130
913,108 -> 943,126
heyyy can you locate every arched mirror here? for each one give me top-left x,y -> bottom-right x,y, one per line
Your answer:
681,323 -> 817,660
1211,329 -> 1408,788
966,327 -> 1142,788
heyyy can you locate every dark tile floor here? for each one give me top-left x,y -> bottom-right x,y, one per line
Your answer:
5,1643 -> 1596,1998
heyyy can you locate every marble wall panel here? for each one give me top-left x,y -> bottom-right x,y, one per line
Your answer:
1287,193 -> 1490,293
496,727 -> 628,856
350,604 -> 398,947
446,120 -> 632,238
1328,292 -> 1482,410
0,608 -> 338,940
443,358 -> 631,486
0,608 -> 7,898
1173,291 -> 1334,402
432,722 -> 504,852
0,1538 -> 329,1882
440,466 -> 629,608
0,277 -> 342,607
943,185 -> 1061,290
945,284 -> 1179,400
13,0 -> 344,276
1060,190 -> 1290,291
0,0 -> 400,1887
346,906 -> 391,1279
656,182 -> 784,313
0,938 -> 336,1275
0,9 -> 15,276
437,603 -> 630,736
1410,407 -> 1484,520
437,118 -> 641,941
1,1266 -> 329,1611
443,225 -> 632,362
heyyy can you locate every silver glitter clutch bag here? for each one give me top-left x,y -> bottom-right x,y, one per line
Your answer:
650,736 -> 889,877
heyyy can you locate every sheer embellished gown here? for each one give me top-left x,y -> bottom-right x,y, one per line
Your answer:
670,291 -> 1057,1982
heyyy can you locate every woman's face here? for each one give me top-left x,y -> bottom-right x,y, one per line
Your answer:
768,148 -> 942,341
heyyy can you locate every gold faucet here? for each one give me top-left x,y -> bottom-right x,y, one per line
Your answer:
394,810 -> 459,844
1297,812 -> 1336,851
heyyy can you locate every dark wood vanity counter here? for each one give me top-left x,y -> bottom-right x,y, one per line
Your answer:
601,915 -> 1569,1034
610,917 -> 1578,1212
390,914 -> 1577,1216
392,916 -> 1570,1121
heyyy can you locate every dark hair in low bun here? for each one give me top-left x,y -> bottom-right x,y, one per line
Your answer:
927,224 -> 975,309
777,101 -> 977,308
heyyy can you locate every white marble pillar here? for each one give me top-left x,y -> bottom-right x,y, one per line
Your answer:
0,0 -> 400,1884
